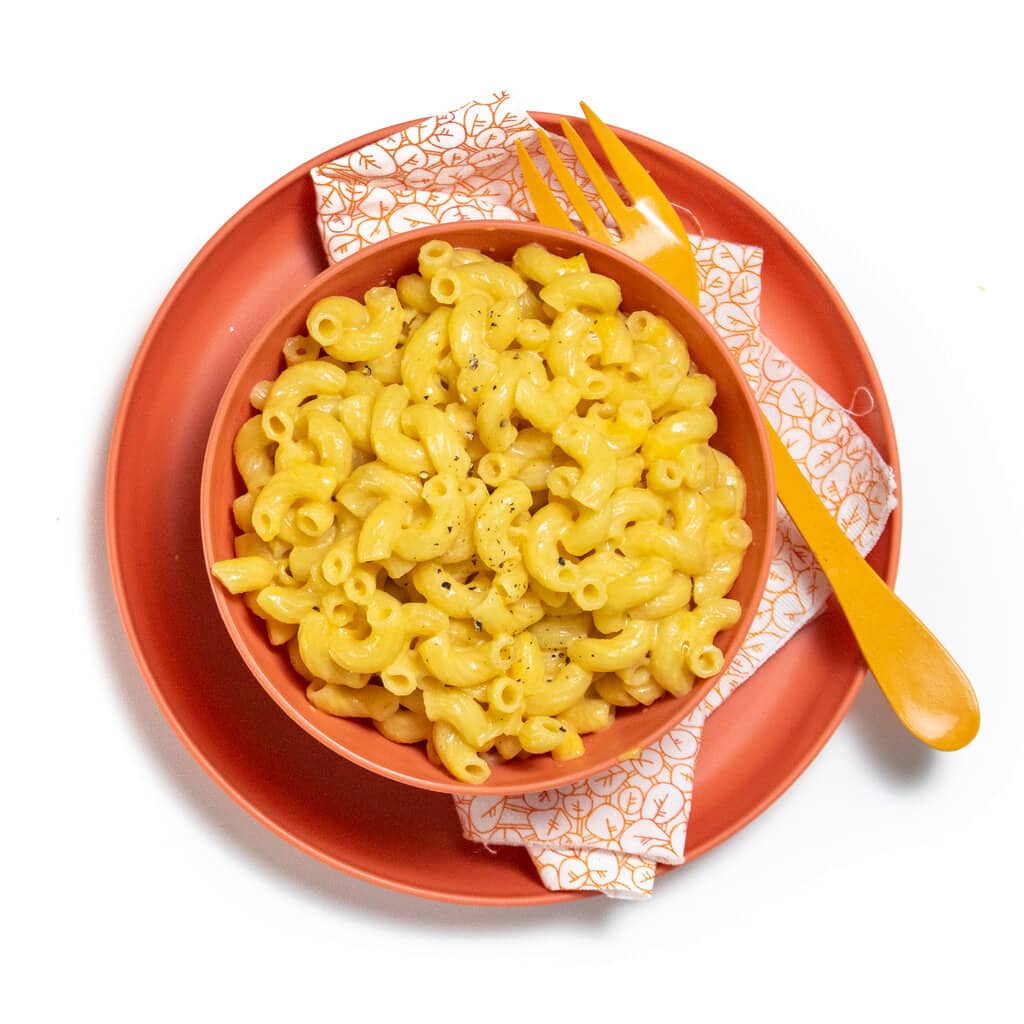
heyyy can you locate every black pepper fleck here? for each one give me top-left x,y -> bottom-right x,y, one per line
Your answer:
441,581 -> 452,590
474,620 -> 482,631
557,556 -> 566,565
469,356 -> 479,370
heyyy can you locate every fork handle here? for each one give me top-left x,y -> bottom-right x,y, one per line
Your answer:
765,421 -> 979,750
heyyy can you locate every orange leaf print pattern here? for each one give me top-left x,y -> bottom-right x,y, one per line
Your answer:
310,93 -> 898,898
312,91 -> 608,262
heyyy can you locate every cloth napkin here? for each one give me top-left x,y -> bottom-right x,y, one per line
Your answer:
311,91 -> 897,898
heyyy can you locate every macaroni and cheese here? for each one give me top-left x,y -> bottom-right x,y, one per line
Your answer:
212,239 -> 751,784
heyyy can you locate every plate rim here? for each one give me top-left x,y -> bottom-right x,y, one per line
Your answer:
106,111 -> 902,904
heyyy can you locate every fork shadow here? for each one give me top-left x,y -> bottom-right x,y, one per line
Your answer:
844,672 -> 936,785
93,366 -> 620,929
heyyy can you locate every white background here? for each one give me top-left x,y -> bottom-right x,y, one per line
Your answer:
5,1 -> 1021,1020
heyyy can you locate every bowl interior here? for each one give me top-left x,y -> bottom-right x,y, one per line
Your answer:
201,221 -> 774,794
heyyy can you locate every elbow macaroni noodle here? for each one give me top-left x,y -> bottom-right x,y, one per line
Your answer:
212,240 -> 751,784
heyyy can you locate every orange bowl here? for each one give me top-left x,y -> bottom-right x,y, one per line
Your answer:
200,220 -> 775,794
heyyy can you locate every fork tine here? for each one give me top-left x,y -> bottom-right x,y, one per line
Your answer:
514,140 -> 576,233
579,102 -> 701,305
532,129 -> 613,244
558,117 -> 633,231
578,103 -> 672,209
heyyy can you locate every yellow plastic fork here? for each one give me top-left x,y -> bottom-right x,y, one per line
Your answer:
517,103 -> 979,751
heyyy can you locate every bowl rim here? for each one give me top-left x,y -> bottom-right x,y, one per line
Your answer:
199,218 -> 776,795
